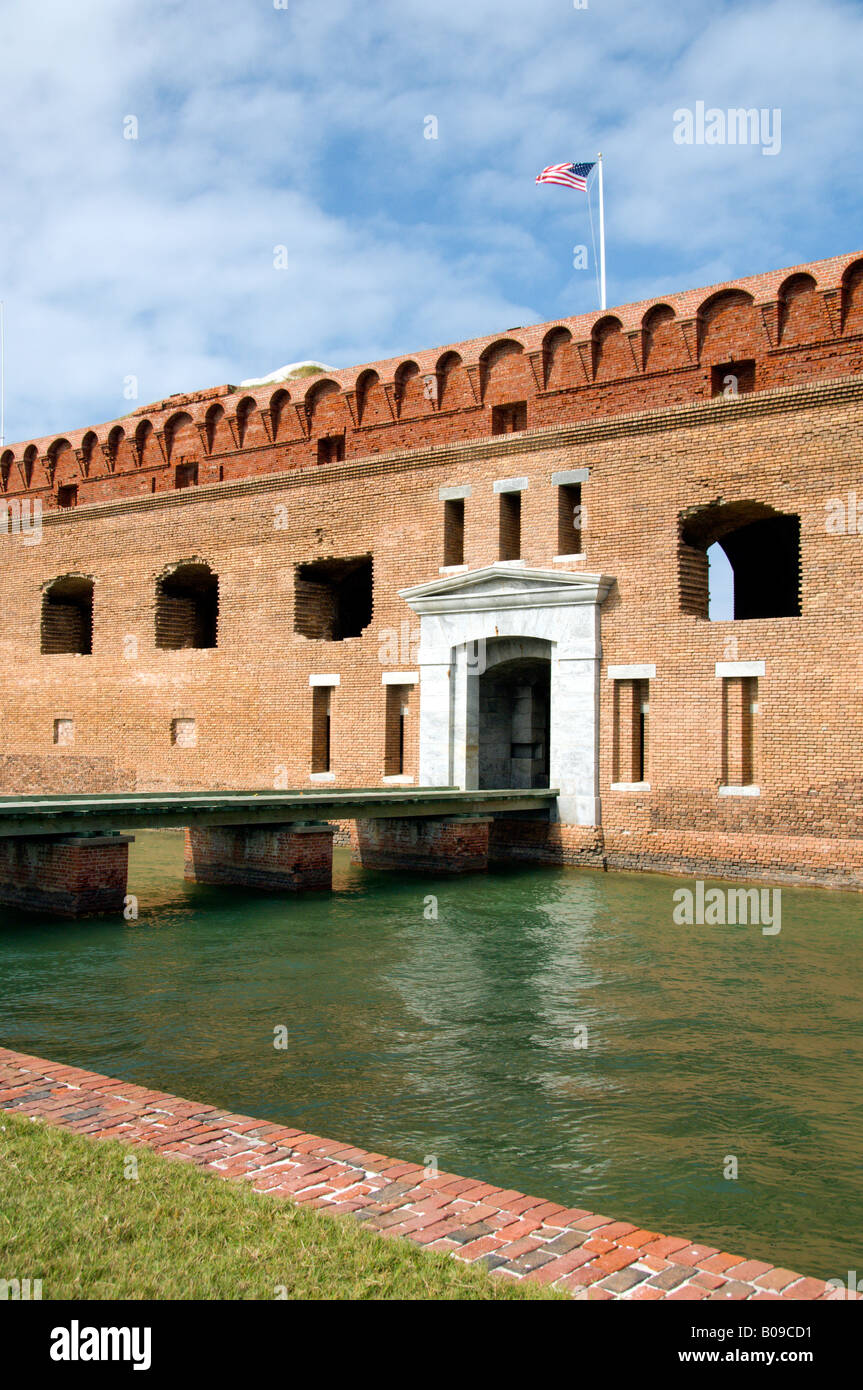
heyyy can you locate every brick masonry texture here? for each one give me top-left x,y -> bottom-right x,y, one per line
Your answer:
0,1047 -> 852,1301
0,837 -> 131,916
184,824 -> 336,891
3,251 -> 863,887
353,816 -> 491,872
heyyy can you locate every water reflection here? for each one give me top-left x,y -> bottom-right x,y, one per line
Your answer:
0,831 -> 860,1280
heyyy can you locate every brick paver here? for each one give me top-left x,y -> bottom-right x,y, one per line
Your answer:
0,1047 -> 851,1302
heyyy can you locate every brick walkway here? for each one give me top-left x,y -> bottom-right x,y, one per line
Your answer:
0,1047 -> 847,1300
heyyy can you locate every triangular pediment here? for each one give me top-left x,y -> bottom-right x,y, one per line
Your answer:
400,564 -> 613,613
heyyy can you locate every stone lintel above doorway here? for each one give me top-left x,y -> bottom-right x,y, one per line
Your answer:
400,562 -> 613,615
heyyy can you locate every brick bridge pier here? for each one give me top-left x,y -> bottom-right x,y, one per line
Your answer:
0,788 -> 557,918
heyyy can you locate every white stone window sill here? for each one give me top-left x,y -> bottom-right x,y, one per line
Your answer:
610,781 -> 651,792
309,771 -> 336,782
553,553 -> 585,563
493,559 -> 525,568
381,774 -> 414,785
439,564 -> 469,574
719,785 -> 760,797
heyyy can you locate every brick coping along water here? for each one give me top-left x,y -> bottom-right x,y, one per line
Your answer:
0,1047 -> 848,1301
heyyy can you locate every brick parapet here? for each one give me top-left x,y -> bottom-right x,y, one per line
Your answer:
20,369 -> 863,529
3,250 -> 863,512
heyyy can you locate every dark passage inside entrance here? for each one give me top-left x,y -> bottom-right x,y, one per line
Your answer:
478,657 -> 550,789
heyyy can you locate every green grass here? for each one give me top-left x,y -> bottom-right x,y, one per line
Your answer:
0,1111 -> 559,1300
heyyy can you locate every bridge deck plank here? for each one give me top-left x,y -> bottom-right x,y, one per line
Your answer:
0,787 -> 559,838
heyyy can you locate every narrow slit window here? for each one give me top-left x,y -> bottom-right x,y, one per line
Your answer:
613,679 -> 649,783
636,680 -> 648,783
498,491 -> 521,561
312,686 -> 332,773
557,483 -> 582,554
722,676 -> 757,786
384,685 -> 411,776
443,498 -> 465,566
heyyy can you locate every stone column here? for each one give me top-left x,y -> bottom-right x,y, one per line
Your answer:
550,603 -> 603,826
184,822 -> 336,891
450,644 -> 482,789
417,656 -> 453,786
0,833 -> 133,917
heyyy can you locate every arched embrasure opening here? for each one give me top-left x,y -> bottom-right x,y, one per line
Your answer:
41,576 -> 94,655
155,562 -> 219,649
294,555 -> 373,641
478,654 -> 551,789
679,502 -> 801,620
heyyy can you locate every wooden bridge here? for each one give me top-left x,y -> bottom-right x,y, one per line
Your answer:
0,786 -> 558,918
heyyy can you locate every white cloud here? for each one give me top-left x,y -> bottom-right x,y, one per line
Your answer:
0,0 -> 860,444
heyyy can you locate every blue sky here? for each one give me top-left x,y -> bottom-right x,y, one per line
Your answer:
1,0 -> 861,444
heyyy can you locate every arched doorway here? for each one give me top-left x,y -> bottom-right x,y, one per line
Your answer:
400,564 -> 613,825
478,654 -> 550,789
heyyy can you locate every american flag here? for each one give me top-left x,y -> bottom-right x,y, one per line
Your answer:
535,160 -> 595,192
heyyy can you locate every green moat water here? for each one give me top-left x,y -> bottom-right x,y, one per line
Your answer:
1,830 -> 860,1281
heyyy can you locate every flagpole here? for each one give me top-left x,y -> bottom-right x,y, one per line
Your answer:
597,153 -> 606,311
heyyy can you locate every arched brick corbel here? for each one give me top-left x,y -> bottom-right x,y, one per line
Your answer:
757,302 -> 779,349
154,431 -> 168,464
575,342 -> 593,383
382,382 -> 400,421
464,362 -> 482,405
419,375 -> 438,411
822,288 -> 842,336
425,372 -> 443,411
226,415 -> 241,449
42,454 -> 55,485
195,422 -> 210,456
99,442 -> 115,474
526,350 -> 544,391
678,318 -> 699,364
258,408 -> 274,444
342,390 -> 358,428
74,447 -> 88,478
294,403 -> 311,438
625,330 -> 643,372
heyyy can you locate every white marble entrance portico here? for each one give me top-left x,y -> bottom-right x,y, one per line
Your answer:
399,564 -> 614,826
